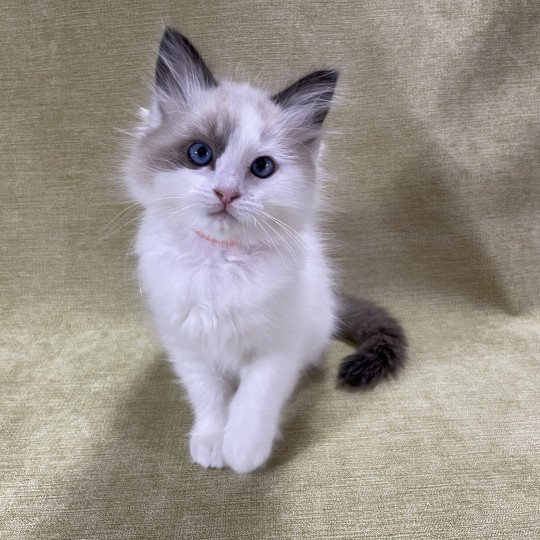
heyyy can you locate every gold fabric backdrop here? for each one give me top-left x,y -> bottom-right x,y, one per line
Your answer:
1,1 -> 538,538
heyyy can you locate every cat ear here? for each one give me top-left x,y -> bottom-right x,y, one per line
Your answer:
272,70 -> 339,127
155,27 -> 218,100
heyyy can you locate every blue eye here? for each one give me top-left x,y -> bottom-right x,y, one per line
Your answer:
188,142 -> 213,166
250,156 -> 275,178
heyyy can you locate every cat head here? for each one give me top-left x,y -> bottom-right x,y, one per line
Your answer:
126,27 -> 338,244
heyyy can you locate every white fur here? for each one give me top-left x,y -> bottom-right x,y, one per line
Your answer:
127,77 -> 337,473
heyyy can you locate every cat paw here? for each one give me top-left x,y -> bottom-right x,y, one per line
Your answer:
222,428 -> 273,474
189,432 -> 225,469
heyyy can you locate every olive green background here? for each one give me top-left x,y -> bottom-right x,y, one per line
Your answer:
1,1 -> 539,539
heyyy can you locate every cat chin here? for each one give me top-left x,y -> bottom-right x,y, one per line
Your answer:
194,213 -> 248,242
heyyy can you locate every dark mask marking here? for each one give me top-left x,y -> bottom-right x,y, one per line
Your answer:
145,114 -> 236,172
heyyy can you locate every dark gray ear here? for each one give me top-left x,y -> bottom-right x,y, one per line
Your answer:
272,70 -> 339,125
155,27 -> 217,98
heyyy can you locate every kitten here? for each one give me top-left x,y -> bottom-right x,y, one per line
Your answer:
124,27 -> 406,474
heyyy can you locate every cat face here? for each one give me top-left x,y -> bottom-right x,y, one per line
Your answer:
126,28 -> 338,243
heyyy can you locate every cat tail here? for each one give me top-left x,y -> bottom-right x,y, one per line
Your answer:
333,293 -> 407,388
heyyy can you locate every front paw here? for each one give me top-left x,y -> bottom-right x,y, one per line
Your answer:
189,431 -> 225,469
222,426 -> 274,474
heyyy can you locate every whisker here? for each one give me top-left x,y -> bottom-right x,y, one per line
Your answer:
99,195 -> 191,234
256,214 -> 303,274
94,201 -> 196,246
251,215 -> 288,269
254,209 -> 307,252
241,201 -> 307,250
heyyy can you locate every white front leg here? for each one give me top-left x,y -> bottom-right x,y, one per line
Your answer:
173,357 -> 234,469
222,354 -> 303,474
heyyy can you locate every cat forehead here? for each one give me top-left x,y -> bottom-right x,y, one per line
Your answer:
169,81 -> 281,142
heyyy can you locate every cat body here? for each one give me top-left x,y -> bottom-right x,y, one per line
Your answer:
136,212 -> 335,472
126,28 -> 406,473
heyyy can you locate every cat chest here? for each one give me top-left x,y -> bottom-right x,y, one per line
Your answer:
150,257 -> 281,350
170,288 -> 272,367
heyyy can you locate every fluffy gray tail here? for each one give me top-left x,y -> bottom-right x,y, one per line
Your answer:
333,294 -> 407,387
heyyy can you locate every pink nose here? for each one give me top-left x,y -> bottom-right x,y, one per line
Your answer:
214,188 -> 241,205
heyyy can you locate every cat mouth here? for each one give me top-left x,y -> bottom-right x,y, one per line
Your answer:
208,208 -> 237,222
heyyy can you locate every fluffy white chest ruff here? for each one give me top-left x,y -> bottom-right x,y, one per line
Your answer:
136,214 -> 305,368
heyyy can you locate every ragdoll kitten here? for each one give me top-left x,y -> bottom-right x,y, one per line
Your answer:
125,27 -> 406,474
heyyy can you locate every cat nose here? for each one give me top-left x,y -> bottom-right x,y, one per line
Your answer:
214,188 -> 241,205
